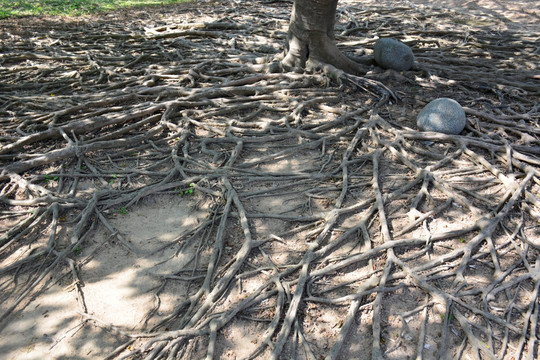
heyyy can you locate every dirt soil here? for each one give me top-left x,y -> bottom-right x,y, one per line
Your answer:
0,0 -> 539,359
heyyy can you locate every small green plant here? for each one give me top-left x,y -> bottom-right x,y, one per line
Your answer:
110,174 -> 118,185
441,313 -> 454,322
44,174 -> 59,183
73,246 -> 83,255
118,207 -> 128,215
179,183 -> 195,197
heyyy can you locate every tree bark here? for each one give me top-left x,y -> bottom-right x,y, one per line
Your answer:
283,0 -> 368,75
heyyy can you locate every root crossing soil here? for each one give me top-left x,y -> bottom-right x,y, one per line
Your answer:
0,0 -> 539,359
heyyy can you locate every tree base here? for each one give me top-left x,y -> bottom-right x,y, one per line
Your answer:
281,0 -> 371,76
282,31 -> 371,76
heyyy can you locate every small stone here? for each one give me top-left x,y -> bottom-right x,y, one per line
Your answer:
373,38 -> 414,71
416,98 -> 467,135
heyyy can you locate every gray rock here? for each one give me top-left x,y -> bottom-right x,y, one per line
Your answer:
373,38 -> 414,71
416,98 -> 467,135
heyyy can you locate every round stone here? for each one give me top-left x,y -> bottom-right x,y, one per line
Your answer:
373,38 -> 414,71
416,98 -> 467,135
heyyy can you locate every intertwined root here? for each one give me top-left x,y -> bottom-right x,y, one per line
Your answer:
0,1 -> 539,359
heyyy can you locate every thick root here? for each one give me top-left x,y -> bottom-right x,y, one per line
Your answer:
282,31 -> 370,76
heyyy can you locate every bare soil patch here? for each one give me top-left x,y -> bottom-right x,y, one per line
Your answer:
1,1 -> 539,359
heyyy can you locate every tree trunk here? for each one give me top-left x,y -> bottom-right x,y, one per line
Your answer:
283,0 -> 367,75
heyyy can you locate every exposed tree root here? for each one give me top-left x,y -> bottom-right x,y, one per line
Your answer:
0,1 -> 539,359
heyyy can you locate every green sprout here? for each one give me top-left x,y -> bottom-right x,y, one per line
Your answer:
179,183 -> 195,197
44,174 -> 59,182
118,207 -> 128,215
73,246 -> 83,255
441,313 -> 454,322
